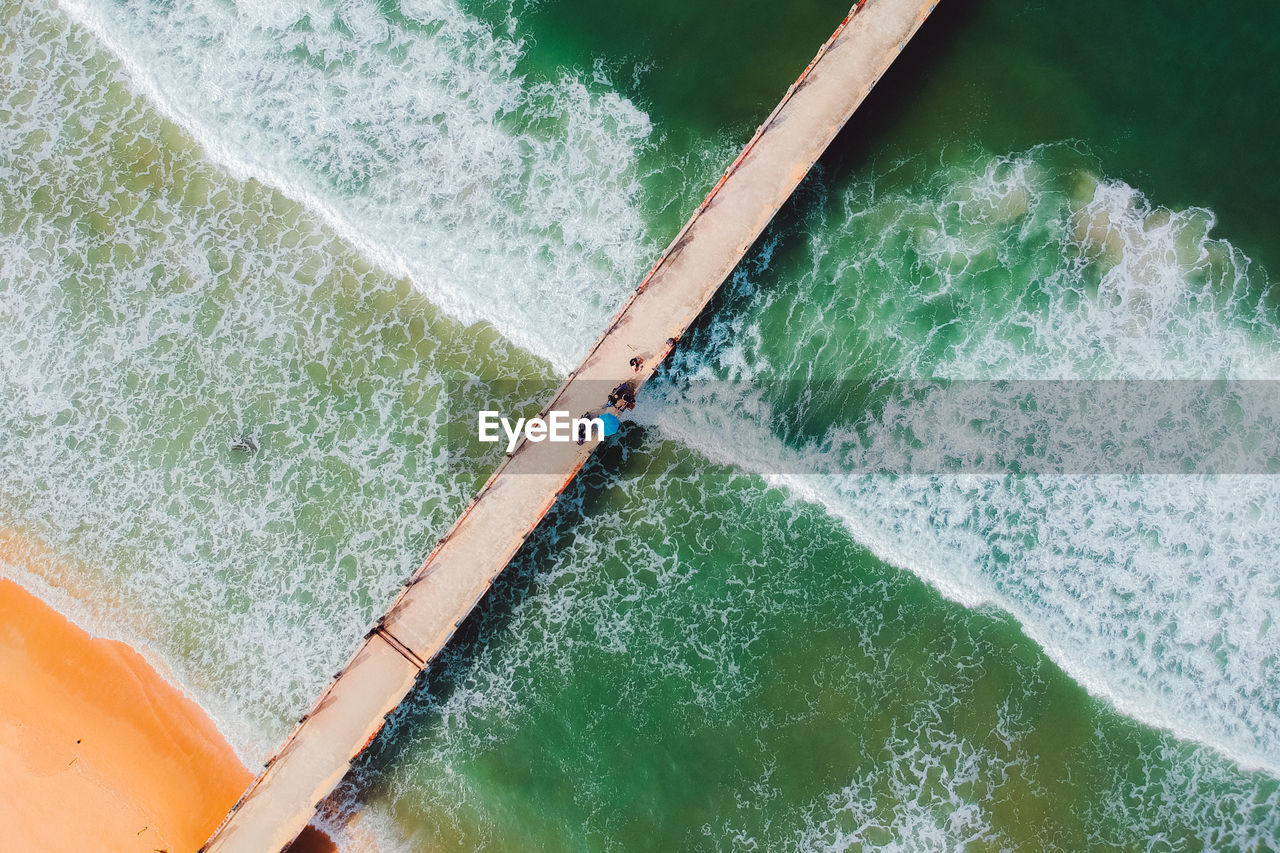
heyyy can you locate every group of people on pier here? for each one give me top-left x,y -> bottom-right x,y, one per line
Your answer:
608,353 -> 649,412
574,352 -> 653,445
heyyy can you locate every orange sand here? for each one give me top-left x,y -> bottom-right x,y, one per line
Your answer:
0,578 -> 337,852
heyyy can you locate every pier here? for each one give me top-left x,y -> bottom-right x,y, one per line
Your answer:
202,1 -> 940,848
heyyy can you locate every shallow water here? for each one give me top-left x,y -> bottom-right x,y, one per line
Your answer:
1,0 -> 1278,849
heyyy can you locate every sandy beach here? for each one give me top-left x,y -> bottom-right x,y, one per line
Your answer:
0,577 -> 335,853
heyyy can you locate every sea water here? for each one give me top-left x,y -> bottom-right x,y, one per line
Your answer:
1,0 -> 1278,849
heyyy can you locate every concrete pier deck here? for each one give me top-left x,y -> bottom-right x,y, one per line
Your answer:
202,2 -> 940,849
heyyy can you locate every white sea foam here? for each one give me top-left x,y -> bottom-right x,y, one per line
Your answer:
642,148 -> 1280,776
797,704 -> 1280,852
5,0 -> 1279,844
797,729 -> 1018,852
0,0 -> 528,757
55,0 -> 656,372
39,2 -> 1280,784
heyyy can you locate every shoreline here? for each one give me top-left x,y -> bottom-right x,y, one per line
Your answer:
0,577 -> 337,852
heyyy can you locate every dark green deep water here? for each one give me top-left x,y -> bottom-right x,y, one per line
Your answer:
498,0 -> 1280,273
1,0 -> 1278,849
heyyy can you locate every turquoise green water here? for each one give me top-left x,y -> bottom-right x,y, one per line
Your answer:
2,0 -> 1279,849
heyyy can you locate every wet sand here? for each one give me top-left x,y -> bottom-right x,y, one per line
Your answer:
0,577 -> 335,852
